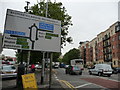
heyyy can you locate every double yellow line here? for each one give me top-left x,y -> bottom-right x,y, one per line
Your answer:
59,80 -> 77,90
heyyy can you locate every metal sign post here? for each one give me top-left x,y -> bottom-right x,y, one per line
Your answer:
49,52 -> 53,88
41,52 -> 45,84
26,50 -> 30,73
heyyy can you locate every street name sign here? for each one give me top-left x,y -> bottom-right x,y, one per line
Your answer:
3,9 -> 61,52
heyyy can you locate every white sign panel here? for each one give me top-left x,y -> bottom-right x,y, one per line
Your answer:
3,9 -> 61,52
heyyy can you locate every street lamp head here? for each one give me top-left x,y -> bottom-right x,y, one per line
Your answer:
25,1 -> 30,4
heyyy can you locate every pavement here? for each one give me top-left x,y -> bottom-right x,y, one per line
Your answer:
2,69 -> 65,90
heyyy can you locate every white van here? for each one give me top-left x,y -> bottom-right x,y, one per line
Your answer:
89,64 -> 113,77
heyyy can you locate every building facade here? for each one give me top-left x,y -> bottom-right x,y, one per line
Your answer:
0,32 -> 3,53
79,21 -> 120,68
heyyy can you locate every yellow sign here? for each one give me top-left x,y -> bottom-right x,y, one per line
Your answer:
22,73 -> 38,89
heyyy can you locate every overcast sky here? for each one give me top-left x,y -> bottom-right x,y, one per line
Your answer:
0,0 -> 119,57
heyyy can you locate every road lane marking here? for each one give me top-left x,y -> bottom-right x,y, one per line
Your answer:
75,83 -> 92,88
59,80 -> 77,90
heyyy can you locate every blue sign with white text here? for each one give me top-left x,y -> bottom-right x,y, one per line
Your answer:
5,30 -> 26,36
39,22 -> 54,32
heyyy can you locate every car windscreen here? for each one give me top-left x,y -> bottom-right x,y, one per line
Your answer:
2,66 -> 16,70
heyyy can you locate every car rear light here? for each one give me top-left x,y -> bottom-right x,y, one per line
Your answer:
8,62 -> 10,64
81,68 -> 84,70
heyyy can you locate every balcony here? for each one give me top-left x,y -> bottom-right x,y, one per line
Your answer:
103,42 -> 111,48
103,49 -> 112,54
103,34 -> 110,41
104,54 -> 112,62
104,58 -> 112,62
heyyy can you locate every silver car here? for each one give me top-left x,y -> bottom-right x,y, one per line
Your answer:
1,65 -> 17,78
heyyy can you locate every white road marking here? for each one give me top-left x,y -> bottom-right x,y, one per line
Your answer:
75,83 -> 92,88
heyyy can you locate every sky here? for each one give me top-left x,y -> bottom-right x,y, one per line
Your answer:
0,0 -> 119,57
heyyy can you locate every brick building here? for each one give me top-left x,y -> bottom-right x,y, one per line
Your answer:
79,21 -> 120,68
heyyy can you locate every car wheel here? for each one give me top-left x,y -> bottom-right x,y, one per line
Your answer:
108,75 -> 111,77
70,72 -> 72,75
89,71 -> 92,75
98,72 -> 102,76
65,71 -> 68,74
79,72 -> 82,75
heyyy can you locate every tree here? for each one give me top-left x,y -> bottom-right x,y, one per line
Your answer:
16,50 -> 43,64
28,1 -> 73,47
62,48 -> 80,64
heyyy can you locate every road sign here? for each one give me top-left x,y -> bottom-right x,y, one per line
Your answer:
22,73 -> 38,89
3,9 -> 61,52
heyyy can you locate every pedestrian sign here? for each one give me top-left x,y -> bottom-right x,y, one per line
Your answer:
22,73 -> 38,89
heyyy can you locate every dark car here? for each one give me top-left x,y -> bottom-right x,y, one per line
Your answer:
116,67 -> 120,73
65,65 -> 82,75
112,67 -> 120,74
112,67 -> 118,74
53,64 -> 59,69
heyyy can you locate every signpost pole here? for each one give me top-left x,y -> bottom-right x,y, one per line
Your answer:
16,49 -> 25,89
26,50 -> 30,73
41,52 -> 45,84
49,52 -> 53,89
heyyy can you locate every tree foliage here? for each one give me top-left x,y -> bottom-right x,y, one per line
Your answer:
16,50 -> 43,64
62,48 -> 80,64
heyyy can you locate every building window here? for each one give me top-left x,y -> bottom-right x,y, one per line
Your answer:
115,23 -> 120,32
114,61 -> 116,65
113,53 -> 115,57
112,37 -> 114,41
112,45 -> 115,49
111,30 -> 113,35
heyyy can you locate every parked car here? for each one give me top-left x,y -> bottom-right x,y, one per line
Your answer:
2,60 -> 10,64
53,64 -> 59,69
65,64 -> 69,68
35,64 -> 42,69
9,61 -> 16,65
60,63 -> 66,68
116,67 -> 120,73
89,64 -> 113,77
112,67 -> 118,74
65,65 -> 82,75
1,65 -> 17,79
